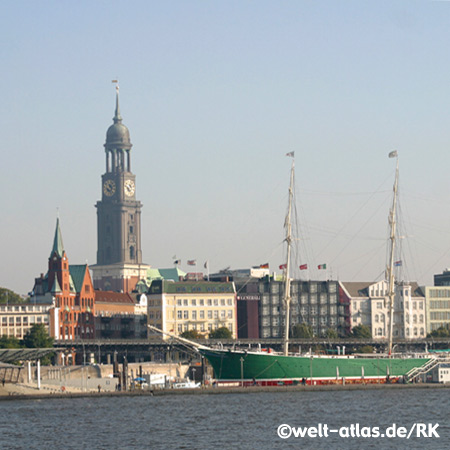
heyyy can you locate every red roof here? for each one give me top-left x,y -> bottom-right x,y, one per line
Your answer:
94,291 -> 135,305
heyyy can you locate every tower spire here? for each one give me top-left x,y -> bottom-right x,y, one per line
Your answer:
112,80 -> 122,123
50,217 -> 65,258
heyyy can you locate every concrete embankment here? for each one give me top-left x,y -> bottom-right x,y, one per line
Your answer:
1,382 -> 449,402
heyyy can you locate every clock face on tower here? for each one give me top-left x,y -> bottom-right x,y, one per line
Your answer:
124,180 -> 135,196
103,179 -> 116,196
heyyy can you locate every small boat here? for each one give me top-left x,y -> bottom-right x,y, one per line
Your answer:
172,378 -> 201,389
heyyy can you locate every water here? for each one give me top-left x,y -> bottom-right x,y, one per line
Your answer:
0,388 -> 448,449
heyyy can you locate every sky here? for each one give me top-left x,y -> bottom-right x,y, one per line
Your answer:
3,0 -> 450,295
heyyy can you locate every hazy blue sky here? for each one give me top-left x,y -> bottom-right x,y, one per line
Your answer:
3,0 -> 450,295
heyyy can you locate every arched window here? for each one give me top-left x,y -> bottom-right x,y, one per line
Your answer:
375,314 -> 379,323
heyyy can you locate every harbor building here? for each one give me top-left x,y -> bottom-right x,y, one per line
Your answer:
91,90 -> 149,292
30,219 -> 95,340
433,268 -> 450,286
341,280 -> 426,339
94,291 -> 148,339
146,280 -> 237,339
0,303 -> 52,339
421,285 -> 450,334
232,275 -> 349,338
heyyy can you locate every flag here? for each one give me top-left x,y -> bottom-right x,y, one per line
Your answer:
286,151 -> 295,158
318,264 -> 327,270
299,264 -> 308,270
394,260 -> 402,267
174,260 -> 181,265
260,263 -> 269,269
388,150 -> 398,158
187,260 -> 196,266
279,264 -> 287,270
204,261 -> 209,269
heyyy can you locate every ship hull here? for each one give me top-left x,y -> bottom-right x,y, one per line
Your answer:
200,348 -> 430,386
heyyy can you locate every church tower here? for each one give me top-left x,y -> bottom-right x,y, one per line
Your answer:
92,89 -> 149,292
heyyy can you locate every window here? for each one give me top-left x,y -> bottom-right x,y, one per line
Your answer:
220,311 -> 225,319
227,310 -> 233,318
214,299 -> 218,306
208,311 -> 212,319
177,299 -> 182,306
200,299 -> 204,306
183,311 -> 189,319
192,311 -> 197,320
213,311 -> 218,319
192,299 -> 197,306
221,299 -> 225,306
177,311 -> 182,319
200,311 -> 205,319
207,299 -> 212,306
227,298 -> 233,305
183,299 -> 188,306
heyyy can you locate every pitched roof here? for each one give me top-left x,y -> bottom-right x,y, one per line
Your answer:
340,281 -> 374,298
146,267 -> 186,282
94,291 -> 135,304
69,265 -> 88,293
50,218 -> 65,258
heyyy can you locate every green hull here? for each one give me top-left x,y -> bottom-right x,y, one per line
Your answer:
200,348 -> 430,383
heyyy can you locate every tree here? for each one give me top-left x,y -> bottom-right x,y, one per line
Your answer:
180,329 -> 202,340
0,335 -> 21,349
359,345 -> 375,354
291,323 -> 314,338
428,326 -> 450,338
323,328 -> 338,339
22,324 -> 54,348
209,327 -> 232,339
351,324 -> 372,339
0,287 -> 26,304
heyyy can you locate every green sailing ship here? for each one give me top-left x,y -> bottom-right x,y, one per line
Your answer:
150,151 -> 434,385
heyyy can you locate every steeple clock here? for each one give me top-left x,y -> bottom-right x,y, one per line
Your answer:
92,89 -> 149,292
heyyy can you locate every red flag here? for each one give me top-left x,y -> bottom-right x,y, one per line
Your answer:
279,264 -> 287,270
299,264 -> 308,270
187,260 -> 196,265
260,263 -> 269,269
318,264 -> 327,270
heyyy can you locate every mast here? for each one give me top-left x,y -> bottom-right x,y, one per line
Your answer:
283,153 -> 295,356
387,150 -> 399,357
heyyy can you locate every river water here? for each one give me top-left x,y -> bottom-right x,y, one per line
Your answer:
0,388 -> 448,449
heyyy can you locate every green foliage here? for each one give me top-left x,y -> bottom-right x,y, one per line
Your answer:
323,328 -> 338,339
291,323 -> 314,338
22,324 -> 54,348
351,324 -> 372,339
0,288 -> 26,304
0,335 -> 22,349
359,345 -> 375,354
428,326 -> 450,338
180,329 -> 202,340
209,327 -> 232,339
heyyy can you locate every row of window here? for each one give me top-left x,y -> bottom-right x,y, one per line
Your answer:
176,310 -> 233,320
430,300 -> 450,310
176,298 -> 233,307
429,289 -> 450,298
176,322 -> 234,333
261,306 -> 339,316
261,294 -> 338,305
430,311 -> 450,321
0,305 -> 49,312
1,316 -> 47,325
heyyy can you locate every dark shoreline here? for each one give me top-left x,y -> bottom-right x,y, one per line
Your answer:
1,382 -> 449,402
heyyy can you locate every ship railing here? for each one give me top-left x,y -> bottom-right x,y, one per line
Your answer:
405,357 -> 441,381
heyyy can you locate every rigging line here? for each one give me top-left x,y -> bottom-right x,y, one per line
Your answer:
316,187 -> 391,261
329,192 -> 390,265
299,189 -> 391,196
